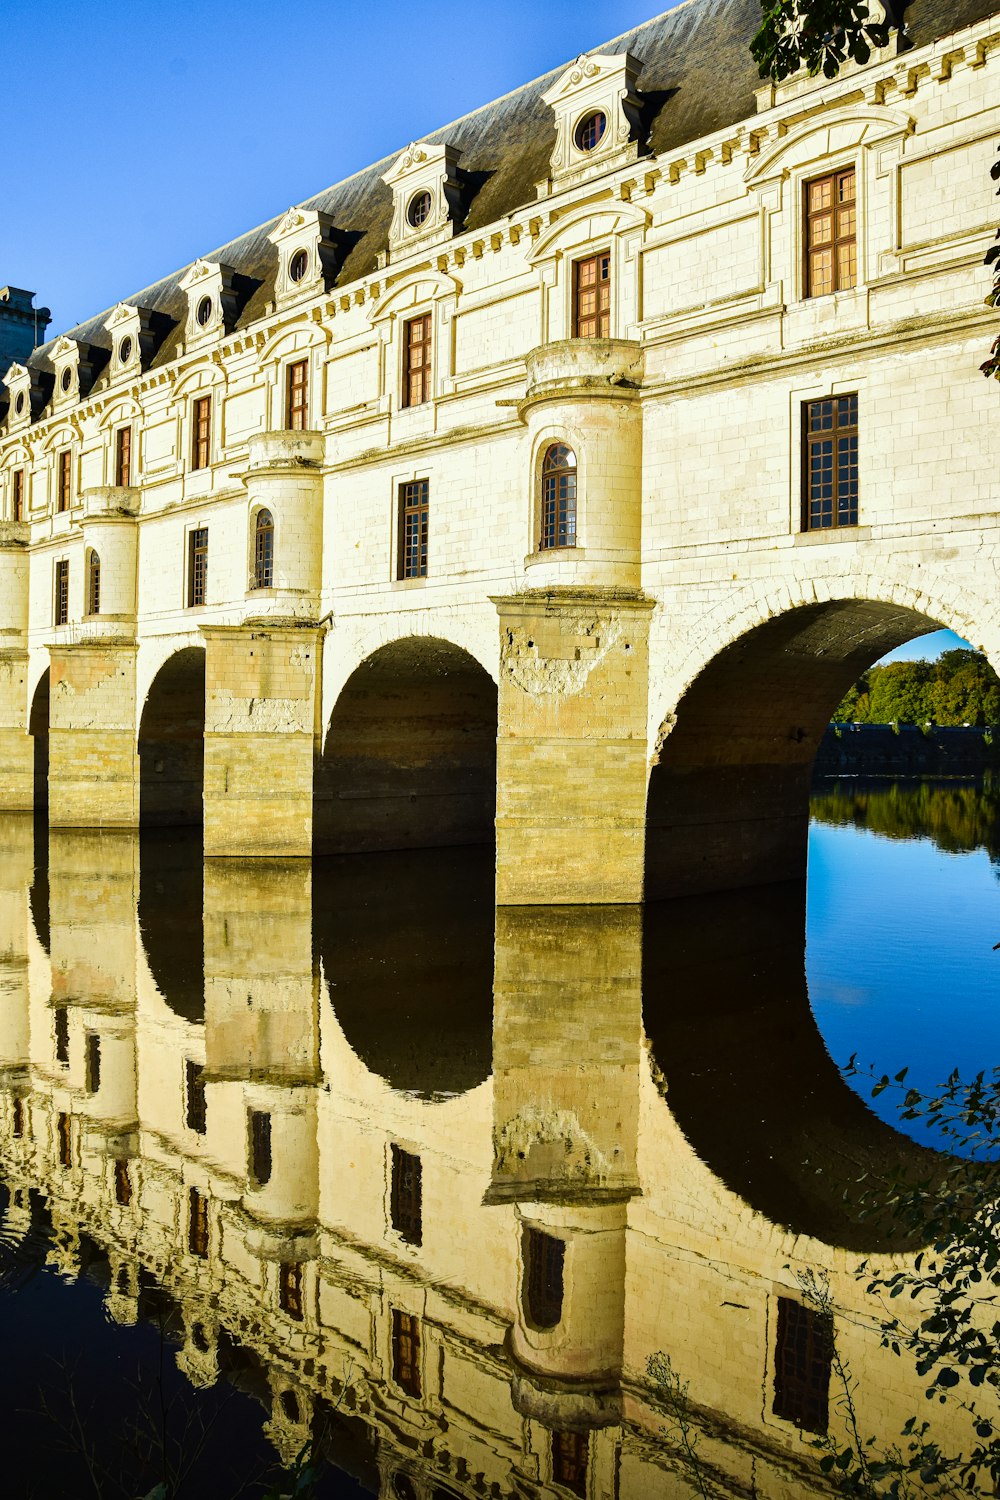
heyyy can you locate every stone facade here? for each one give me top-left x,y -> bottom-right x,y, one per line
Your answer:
1,0 -> 999,900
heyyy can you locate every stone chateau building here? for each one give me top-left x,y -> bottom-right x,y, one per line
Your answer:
1,0 -> 999,902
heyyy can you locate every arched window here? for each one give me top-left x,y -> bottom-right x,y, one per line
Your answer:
539,444 -> 577,551
252,508 -> 274,590
87,549 -> 101,616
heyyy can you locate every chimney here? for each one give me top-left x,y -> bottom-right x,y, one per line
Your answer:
0,287 -> 51,368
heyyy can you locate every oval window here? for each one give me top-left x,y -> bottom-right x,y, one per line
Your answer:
60,367 -> 73,392
575,110 -> 607,152
14,392 -> 24,416
288,249 -> 309,283
407,191 -> 432,229
118,336 -> 132,365
196,295 -> 213,326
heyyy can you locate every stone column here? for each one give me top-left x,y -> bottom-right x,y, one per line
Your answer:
0,817 -> 33,1098
0,521 -> 32,810
495,341 -> 652,905
202,623 -> 323,857
48,487 -> 140,828
203,430 -> 325,858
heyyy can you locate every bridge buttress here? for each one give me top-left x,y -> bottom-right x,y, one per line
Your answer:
48,642 -> 140,828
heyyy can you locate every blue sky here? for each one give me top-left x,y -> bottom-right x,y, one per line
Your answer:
878,628 -> 973,664
0,0 -> 672,338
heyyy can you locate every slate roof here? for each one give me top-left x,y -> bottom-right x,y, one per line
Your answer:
23,0 -> 1000,380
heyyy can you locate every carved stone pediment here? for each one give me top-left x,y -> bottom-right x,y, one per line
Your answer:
540,51 -> 643,193
382,141 -> 464,260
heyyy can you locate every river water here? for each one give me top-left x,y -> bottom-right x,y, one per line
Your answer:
0,779 -> 998,1497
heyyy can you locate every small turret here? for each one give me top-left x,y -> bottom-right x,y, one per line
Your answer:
0,287 -> 51,368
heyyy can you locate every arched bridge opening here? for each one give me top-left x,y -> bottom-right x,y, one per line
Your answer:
29,669 -> 49,815
315,637 -> 498,856
138,648 -> 206,828
645,599 -> 967,900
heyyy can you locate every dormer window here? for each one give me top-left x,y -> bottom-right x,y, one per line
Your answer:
575,111 -> 607,152
104,302 -> 170,382
118,336 -> 133,365
50,336 -> 106,406
541,52 -> 643,192
289,249 -> 308,283
407,192 -> 432,229
267,209 -> 340,304
196,296 -> 213,327
382,143 -> 463,260
179,259 -> 246,343
60,368 -> 72,393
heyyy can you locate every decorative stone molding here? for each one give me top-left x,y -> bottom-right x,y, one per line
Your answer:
50,335 -> 108,409
266,207 -> 342,307
382,142 -> 463,259
103,302 -> 170,384
522,338 -> 644,407
178,259 -> 245,347
82,485 -> 140,518
540,52 -> 643,193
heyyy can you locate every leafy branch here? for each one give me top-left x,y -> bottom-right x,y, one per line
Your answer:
751,2 -> 893,82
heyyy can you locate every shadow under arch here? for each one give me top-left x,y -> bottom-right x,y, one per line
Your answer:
643,880 -> 946,1252
28,668 -> 49,814
137,828 -> 205,1023
315,846 -> 495,1098
645,598 -> 965,899
314,636 -> 497,856
138,647 -> 206,828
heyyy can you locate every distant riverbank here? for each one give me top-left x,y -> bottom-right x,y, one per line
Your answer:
816,723 -> 1000,777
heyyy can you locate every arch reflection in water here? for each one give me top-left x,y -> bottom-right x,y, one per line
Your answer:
0,827 -> 986,1496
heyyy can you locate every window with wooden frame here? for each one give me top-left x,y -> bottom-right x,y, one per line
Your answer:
54,559 -> 70,626
802,394 -> 859,531
252,508 -> 274,589
285,359 -> 309,430
54,1003 -> 69,1064
573,252 -> 611,338
773,1296 -> 833,1432
551,1430 -> 589,1498
279,1261 -> 304,1320
11,468 -> 24,521
523,1226 -> 565,1330
397,479 -> 429,580
402,313 -> 432,408
86,550 -> 101,617
539,443 -> 578,550
115,425 -> 132,487
115,1158 -> 133,1207
391,1308 -> 422,1397
187,527 -> 208,607
57,448 -> 72,512
191,395 -> 212,470
805,168 -> 857,298
189,1186 -> 209,1258
249,1109 -> 272,1186
390,1144 -> 422,1246
57,1111 -> 72,1168
185,1059 -> 207,1135
85,1033 -> 101,1095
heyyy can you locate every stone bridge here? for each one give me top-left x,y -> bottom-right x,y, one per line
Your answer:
1,0 -> 998,903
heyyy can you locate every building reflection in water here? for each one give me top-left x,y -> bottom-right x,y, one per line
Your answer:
0,821 -> 974,1495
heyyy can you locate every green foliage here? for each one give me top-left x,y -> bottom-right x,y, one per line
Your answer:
811,780 -> 1000,860
832,650 -> 1000,728
751,2 -> 893,82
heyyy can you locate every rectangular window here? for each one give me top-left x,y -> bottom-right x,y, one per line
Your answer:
192,396 -> 212,471
54,559 -> 70,626
85,1033 -> 101,1095
523,1226 -> 565,1330
189,1186 -> 209,1258
279,1261 -> 304,1320
185,1059 -> 207,1135
403,314 -> 432,408
803,394 -> 859,531
57,1111 -> 72,1169
12,1098 -> 24,1139
286,359 -> 309,430
115,426 -> 132,487
54,1004 -> 69,1064
188,527 -> 208,607
552,1430 -> 589,1498
391,1308 -> 422,1397
397,480 -> 429,580
390,1145 -> 422,1246
805,168 -> 857,298
249,1109 -> 272,1186
11,468 -> 24,522
57,449 -> 72,512
573,252 -> 611,338
115,1158 -> 133,1207
773,1295 -> 833,1433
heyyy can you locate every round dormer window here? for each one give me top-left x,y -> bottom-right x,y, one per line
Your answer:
118,336 -> 133,365
289,249 -> 309,283
196,295 -> 213,326
14,392 -> 25,416
407,190 -> 432,229
575,110 -> 608,152
60,367 -> 73,392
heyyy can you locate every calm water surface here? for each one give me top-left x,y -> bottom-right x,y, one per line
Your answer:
0,779 -> 997,1498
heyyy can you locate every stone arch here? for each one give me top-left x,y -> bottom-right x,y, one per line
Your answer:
138,647 -> 206,828
645,583 -> 998,899
315,635 -> 498,855
28,667 -> 50,813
